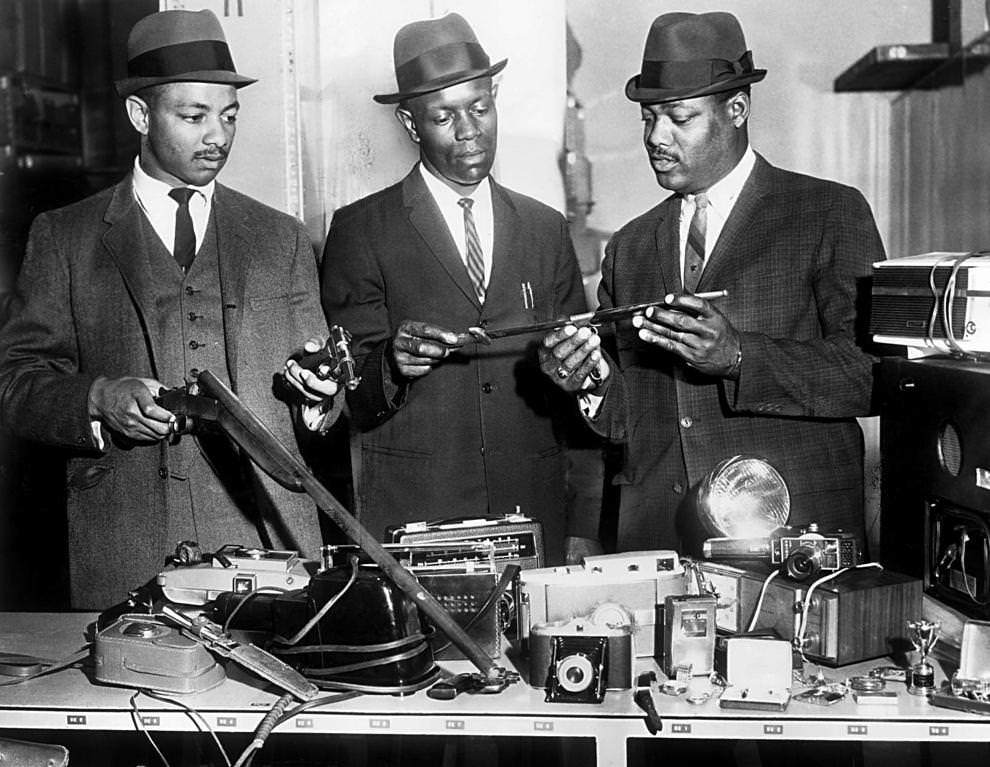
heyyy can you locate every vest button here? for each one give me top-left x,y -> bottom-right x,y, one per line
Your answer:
481,382 -> 494,394
189,340 -> 202,350
187,312 -> 202,321
185,286 -> 200,296
679,416 -> 693,429
158,467 -> 168,479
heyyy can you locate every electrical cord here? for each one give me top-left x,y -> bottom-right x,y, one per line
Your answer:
957,529 -> 990,605
744,568 -> 780,633
927,252 -> 990,360
137,689 -> 231,767
794,563 -> 884,656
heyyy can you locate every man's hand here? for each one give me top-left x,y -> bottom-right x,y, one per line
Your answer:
283,337 -> 341,402
88,376 -> 173,442
538,325 -> 609,393
391,320 -> 470,379
283,338 -> 340,433
632,293 -> 741,378
565,535 -> 604,566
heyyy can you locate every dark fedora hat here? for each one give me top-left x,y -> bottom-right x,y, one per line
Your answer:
626,11 -> 766,103
373,13 -> 507,105
114,9 -> 256,98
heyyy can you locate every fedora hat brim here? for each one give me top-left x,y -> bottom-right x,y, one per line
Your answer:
373,58 -> 507,105
115,70 -> 257,98
625,69 -> 766,104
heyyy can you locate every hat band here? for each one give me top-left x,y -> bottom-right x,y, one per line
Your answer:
128,39 -> 236,79
395,41 -> 491,93
640,50 -> 754,90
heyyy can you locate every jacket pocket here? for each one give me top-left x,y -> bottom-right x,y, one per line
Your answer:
68,462 -> 114,491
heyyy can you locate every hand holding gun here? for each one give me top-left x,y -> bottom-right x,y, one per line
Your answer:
295,325 -> 361,391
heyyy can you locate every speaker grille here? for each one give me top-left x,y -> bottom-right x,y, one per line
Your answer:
938,421 -> 963,476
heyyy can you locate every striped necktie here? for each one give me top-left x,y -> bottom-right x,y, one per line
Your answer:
458,197 -> 486,303
683,192 -> 709,293
169,187 -> 197,272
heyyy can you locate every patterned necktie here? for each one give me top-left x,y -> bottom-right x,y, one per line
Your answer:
458,197 -> 486,303
169,187 -> 197,271
683,192 -> 709,293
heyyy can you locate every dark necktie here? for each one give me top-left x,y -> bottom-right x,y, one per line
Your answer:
458,197 -> 486,303
683,192 -> 709,294
169,187 -> 197,271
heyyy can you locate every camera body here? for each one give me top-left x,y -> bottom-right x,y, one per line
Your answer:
157,544 -> 317,605
518,550 -> 685,657
530,616 -> 633,702
769,524 -> 860,581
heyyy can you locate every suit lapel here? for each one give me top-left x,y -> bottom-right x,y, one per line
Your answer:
646,196 -> 681,300
698,155 -> 772,292
213,184 -> 251,384
403,169 -> 483,310
101,178 -> 165,375
484,181 -> 523,311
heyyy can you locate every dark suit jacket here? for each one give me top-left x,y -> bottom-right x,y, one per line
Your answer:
321,168 -> 597,563
591,155 -> 885,552
0,177 -> 335,608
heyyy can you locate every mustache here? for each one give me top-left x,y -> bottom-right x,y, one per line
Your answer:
194,147 -> 228,160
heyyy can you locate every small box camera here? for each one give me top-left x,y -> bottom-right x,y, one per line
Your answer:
770,523 -> 860,581
661,594 -> 717,677
529,616 -> 633,700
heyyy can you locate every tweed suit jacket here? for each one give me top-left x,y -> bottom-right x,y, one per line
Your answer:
321,167 -> 595,564
0,176 -> 335,608
590,155 -> 885,552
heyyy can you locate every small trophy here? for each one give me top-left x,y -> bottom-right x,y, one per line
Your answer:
907,618 -> 941,696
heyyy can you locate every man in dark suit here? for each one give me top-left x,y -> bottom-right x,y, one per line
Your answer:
0,9 -> 340,609
540,11 -> 885,555
321,13 -> 602,566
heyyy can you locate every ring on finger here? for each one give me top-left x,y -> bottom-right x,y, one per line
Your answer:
556,366 -> 570,379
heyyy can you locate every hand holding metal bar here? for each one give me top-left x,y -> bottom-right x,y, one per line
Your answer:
466,290 -> 728,344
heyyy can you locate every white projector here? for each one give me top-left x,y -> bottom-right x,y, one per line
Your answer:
871,251 -> 990,354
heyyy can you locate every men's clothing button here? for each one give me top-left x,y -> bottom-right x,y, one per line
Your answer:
189,340 -> 202,350
679,416 -> 693,429
158,467 -> 168,479
481,382 -> 494,394
672,482 -> 684,494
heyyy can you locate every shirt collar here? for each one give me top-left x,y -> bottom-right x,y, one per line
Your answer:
131,156 -> 216,206
418,162 -> 492,210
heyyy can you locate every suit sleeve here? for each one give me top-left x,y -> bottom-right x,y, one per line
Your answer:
723,186 -> 883,417
0,213 -> 101,450
320,210 -> 402,432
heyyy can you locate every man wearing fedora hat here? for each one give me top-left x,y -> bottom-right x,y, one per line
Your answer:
0,9 -> 340,609
539,11 -> 885,555
321,13 -> 604,566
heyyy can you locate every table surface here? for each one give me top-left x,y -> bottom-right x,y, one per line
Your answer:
2,612 -> 989,767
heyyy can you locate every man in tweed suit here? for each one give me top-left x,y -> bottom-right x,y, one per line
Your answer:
322,13 -> 603,566
540,11 -> 884,555
0,10 -> 340,609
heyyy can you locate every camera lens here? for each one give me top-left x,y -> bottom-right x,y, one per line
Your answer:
784,546 -> 822,581
555,653 -> 595,693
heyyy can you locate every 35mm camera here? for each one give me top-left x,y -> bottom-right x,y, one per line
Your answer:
770,524 -> 860,581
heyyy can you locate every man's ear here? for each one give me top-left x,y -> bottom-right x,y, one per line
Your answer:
726,91 -> 750,129
125,95 -> 151,136
395,106 -> 419,143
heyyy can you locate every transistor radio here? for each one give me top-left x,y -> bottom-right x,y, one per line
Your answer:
386,514 -> 544,571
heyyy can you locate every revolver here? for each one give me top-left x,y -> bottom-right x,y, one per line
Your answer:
296,325 -> 361,391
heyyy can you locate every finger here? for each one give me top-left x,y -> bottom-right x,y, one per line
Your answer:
541,325 -> 580,349
633,314 -> 679,350
404,321 -> 464,347
304,377 -> 339,399
561,327 -> 600,368
664,292 -> 712,317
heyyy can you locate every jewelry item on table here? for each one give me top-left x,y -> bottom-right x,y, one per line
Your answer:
907,618 -> 941,697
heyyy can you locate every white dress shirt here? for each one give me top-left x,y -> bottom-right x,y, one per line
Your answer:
418,163 -> 494,289
131,156 -> 214,257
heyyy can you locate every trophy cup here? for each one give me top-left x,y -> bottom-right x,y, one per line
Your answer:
907,618 -> 941,696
